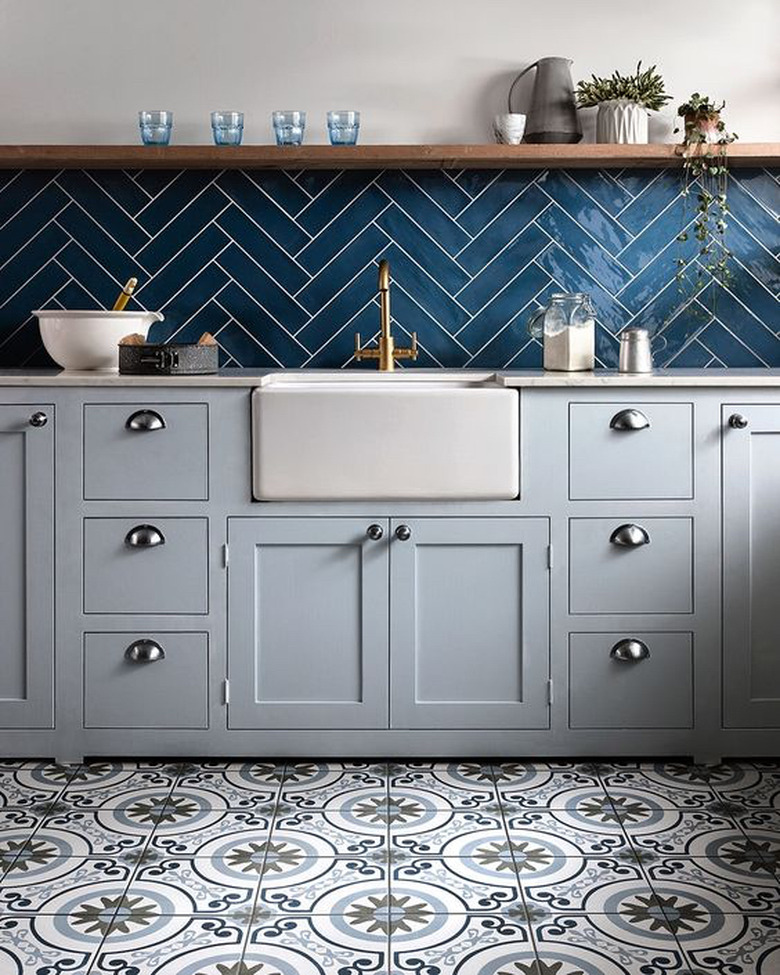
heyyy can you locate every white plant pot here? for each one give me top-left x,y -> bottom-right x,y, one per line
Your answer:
596,99 -> 649,144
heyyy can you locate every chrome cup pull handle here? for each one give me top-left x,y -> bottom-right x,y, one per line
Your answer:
610,639 -> 651,662
125,525 -> 166,548
126,410 -> 166,432
125,639 -> 166,663
609,409 -> 650,431
610,524 -> 650,547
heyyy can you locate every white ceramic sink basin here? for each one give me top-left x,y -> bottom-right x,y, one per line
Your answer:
252,372 -> 519,500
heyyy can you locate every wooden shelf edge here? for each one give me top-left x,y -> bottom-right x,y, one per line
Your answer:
0,143 -> 777,170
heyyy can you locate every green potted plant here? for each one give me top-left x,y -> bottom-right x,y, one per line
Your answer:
575,62 -> 671,143
674,94 -> 738,299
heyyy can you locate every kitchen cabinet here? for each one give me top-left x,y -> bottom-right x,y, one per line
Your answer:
227,517 -> 389,729
390,518 -> 550,729
723,405 -> 780,728
0,404 -> 54,728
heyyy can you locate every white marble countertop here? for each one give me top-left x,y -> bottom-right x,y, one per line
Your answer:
3,367 -> 780,387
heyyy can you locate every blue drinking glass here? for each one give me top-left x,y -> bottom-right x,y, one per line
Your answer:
211,111 -> 244,146
272,110 -> 306,146
327,110 -> 360,145
138,110 -> 173,146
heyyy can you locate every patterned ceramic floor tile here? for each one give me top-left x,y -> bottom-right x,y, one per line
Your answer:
390,812 -> 507,856
0,761 -> 75,809
495,762 -> 605,807
532,912 -> 687,974
92,914 -> 248,974
504,808 -> 631,856
150,811 -> 272,856
0,913 -> 104,973
171,761 -> 284,807
392,855 -> 523,913
645,855 -> 780,912
0,856 -> 133,914
388,913 -> 535,974
600,763 -> 719,808
61,762 -> 179,809
248,912 -> 389,973
35,809 -> 155,856
621,808 -> 743,856
518,855 -> 648,914
679,912 -> 780,974
280,761 -> 389,809
386,761 -> 499,807
707,764 -> 780,808
255,855 -> 387,914
125,856 -> 264,917
269,810 -> 388,857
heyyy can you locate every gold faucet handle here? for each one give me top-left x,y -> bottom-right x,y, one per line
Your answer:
354,332 -> 380,360
396,331 -> 419,360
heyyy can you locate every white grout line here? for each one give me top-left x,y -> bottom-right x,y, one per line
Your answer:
452,169 -> 505,220
49,191 -> 149,270
216,233 -> 311,316
0,240 -> 72,311
293,175 -> 384,258
154,242 -> 233,312
212,300 -> 287,367
0,203 -> 71,273
452,178 -> 538,259
383,235 -> 473,318
390,279 -> 471,355
613,168 -> 667,219
133,206 -> 232,287
464,280 -> 552,363
0,173 -> 65,234
132,169 -> 188,219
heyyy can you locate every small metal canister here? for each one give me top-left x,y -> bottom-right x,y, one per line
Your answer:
618,327 -> 666,373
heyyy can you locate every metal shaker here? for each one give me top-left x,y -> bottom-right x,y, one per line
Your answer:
618,327 -> 667,373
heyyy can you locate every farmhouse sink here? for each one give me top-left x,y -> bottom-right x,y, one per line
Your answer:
252,371 -> 519,500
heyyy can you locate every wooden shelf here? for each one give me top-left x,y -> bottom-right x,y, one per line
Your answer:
0,143 -> 777,170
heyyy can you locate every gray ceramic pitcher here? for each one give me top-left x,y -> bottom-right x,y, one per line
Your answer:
508,57 -> 582,144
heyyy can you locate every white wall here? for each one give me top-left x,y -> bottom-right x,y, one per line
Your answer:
0,0 -> 778,145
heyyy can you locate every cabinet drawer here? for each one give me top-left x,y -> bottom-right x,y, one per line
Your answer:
569,402 -> 693,499
569,517 -> 693,614
83,632 -> 208,729
569,632 -> 693,729
84,517 -> 208,614
84,403 -> 208,500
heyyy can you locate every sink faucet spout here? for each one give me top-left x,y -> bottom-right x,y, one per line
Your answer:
354,259 -> 418,372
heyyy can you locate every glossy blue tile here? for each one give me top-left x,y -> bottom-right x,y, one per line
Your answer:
457,224 -> 549,313
295,170 -> 377,235
217,170 -> 310,254
457,262 -> 551,353
381,243 -> 470,334
617,170 -> 683,235
457,184 -> 549,274
216,206 -> 309,294
536,244 -> 629,333
217,243 -> 309,334
457,170 -> 538,235
405,170 -> 472,216
55,170 -> 150,253
376,204 -> 470,294
297,224 -> 388,313
297,186 -> 388,273
377,170 -> 470,255
536,203 -> 633,292
0,165 -> 776,370
537,170 -> 632,253
135,185 -> 228,274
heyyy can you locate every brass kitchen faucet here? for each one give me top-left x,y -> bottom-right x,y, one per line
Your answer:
354,259 -> 418,371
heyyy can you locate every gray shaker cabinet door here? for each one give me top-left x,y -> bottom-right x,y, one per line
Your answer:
0,405 -> 54,728
723,405 -> 780,728
390,518 -> 550,729
227,518 -> 389,729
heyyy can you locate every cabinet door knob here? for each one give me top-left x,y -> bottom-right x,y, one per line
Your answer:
395,525 -> 412,542
729,413 -> 748,429
610,638 -> 651,662
29,412 -> 48,427
609,524 -> 650,547
366,524 -> 384,541
609,409 -> 650,431
126,409 -> 166,432
125,524 -> 166,548
125,639 -> 166,663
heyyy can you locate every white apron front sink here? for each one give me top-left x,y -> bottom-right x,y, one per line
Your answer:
252,372 -> 519,500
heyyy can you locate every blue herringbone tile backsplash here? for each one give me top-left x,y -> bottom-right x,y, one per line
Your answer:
0,166 -> 777,369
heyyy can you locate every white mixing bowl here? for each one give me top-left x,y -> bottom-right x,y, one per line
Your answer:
35,310 -> 164,371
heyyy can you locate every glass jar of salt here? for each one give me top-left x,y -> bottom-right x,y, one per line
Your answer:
528,293 -> 596,371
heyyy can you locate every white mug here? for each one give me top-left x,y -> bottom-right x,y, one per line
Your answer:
493,113 -> 526,145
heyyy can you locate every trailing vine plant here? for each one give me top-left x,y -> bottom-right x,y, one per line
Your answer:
674,94 -> 738,304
